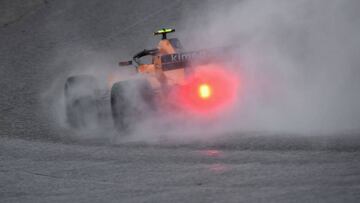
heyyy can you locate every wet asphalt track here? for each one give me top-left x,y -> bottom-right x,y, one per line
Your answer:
1,0 -> 360,202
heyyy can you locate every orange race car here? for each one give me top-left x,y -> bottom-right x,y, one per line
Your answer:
64,29 -> 239,132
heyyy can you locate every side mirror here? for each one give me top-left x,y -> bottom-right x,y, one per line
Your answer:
119,60 -> 133,66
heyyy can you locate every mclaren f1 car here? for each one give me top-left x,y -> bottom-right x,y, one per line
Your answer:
64,28 -> 239,132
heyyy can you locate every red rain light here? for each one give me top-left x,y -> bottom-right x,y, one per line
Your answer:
178,64 -> 240,115
198,83 -> 212,99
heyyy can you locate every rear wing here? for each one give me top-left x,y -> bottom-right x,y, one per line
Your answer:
161,46 -> 237,71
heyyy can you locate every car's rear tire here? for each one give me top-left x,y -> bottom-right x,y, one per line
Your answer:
64,75 -> 99,129
110,79 -> 154,133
